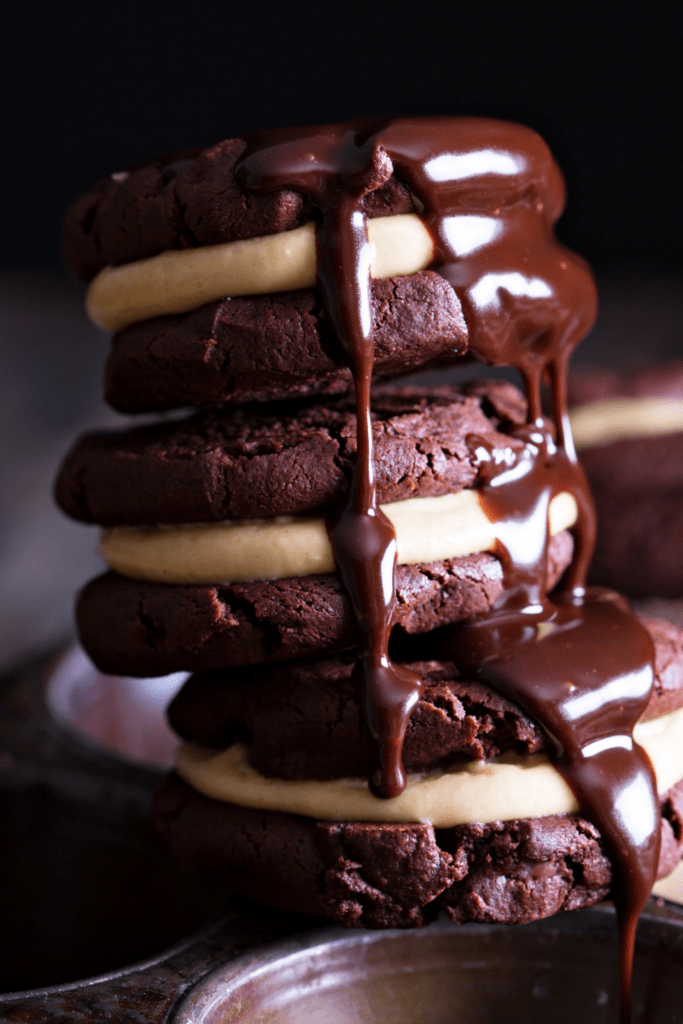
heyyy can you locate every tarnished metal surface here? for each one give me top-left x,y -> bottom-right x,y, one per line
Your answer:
0,905 -> 312,1024
173,906 -> 683,1024
0,649 -> 312,1018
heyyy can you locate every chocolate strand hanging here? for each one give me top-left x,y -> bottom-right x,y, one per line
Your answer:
236,124 -> 423,799
320,195 -> 423,800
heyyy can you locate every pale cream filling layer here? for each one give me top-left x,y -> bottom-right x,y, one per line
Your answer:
100,488 -> 577,585
570,397 -> 683,448
86,214 -> 434,332
653,859 -> 683,900
176,706 -> 683,828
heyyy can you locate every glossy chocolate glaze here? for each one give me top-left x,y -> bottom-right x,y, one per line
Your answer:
443,431 -> 659,1020
237,123 -> 424,800
236,118 -> 656,1020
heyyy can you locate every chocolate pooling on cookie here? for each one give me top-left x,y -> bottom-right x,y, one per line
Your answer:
236,116 -> 655,1022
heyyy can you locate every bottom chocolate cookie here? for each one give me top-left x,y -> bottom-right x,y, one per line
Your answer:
153,774 -> 683,930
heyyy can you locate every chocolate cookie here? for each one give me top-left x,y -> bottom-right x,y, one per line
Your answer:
63,138 -> 415,283
152,773 -> 683,929
103,273 -> 468,412
169,657 -> 549,779
76,531 -> 573,676
569,363 -> 683,597
56,382 -> 526,526
166,616 -> 683,781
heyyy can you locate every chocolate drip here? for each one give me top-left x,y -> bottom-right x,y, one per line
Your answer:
237,124 -> 423,799
447,593 -> 657,1020
236,118 -> 657,1019
442,428 -> 659,1022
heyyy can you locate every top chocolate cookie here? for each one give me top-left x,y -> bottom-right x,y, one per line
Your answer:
63,139 -> 415,282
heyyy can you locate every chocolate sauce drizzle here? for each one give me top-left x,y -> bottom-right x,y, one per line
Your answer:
236,118 -> 658,1021
445,433 -> 659,1020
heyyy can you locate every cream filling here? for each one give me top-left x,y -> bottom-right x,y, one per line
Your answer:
653,859 -> 683,901
570,397 -> 683,448
85,214 -> 434,332
100,488 -> 577,585
176,706 -> 683,828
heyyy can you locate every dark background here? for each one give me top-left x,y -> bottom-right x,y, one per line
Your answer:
1,2 -> 682,272
0,3 -> 682,669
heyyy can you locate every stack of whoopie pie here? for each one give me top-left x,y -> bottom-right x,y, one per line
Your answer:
56,129 -> 683,930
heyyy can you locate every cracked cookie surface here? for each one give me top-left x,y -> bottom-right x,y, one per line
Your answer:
63,137 -> 415,282
76,532 -> 573,675
167,616 -> 683,778
103,273 -> 468,412
57,382 -> 526,524
152,774 -> 683,929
